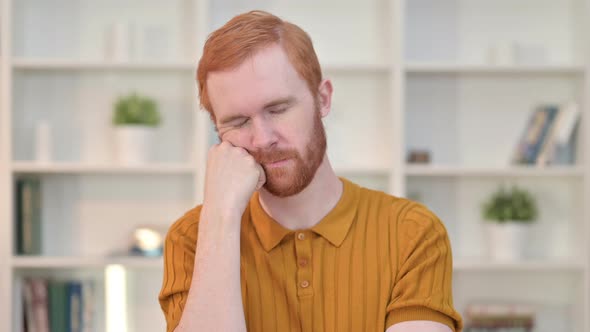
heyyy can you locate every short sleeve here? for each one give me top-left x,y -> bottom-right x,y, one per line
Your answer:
386,201 -> 464,332
158,206 -> 202,332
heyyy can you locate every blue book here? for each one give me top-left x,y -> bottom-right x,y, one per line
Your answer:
67,281 -> 83,332
513,105 -> 559,164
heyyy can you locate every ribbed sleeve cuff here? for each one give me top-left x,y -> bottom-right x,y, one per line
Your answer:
386,306 -> 457,332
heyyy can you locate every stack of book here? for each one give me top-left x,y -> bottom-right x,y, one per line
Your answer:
464,302 -> 535,332
511,102 -> 581,166
15,177 -> 42,255
22,278 -> 95,332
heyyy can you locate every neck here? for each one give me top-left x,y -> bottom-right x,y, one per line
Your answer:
258,156 -> 343,230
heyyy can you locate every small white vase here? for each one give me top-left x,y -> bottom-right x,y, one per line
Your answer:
485,222 -> 529,262
114,126 -> 155,165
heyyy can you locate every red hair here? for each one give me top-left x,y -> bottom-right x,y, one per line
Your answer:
196,10 -> 323,122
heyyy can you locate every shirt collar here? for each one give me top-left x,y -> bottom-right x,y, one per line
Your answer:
249,177 -> 359,252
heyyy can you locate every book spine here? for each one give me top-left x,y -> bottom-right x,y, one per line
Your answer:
23,279 -> 36,332
525,106 -> 558,164
81,280 -> 95,332
48,281 -> 68,332
67,282 -> 83,332
535,105 -> 564,166
16,178 -> 42,255
30,279 -> 50,332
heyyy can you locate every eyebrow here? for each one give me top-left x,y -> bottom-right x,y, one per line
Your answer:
217,96 -> 296,125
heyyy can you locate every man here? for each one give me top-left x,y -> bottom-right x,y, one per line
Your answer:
159,10 -> 463,332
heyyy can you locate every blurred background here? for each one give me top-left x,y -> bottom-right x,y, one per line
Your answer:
0,0 -> 588,331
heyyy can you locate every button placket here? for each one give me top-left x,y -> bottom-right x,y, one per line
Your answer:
294,231 -> 313,297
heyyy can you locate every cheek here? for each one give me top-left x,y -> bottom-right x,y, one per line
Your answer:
278,120 -> 310,150
219,128 -> 249,149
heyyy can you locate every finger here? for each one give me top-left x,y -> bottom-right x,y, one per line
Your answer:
255,163 -> 266,190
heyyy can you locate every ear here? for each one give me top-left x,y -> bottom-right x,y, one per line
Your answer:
317,79 -> 333,118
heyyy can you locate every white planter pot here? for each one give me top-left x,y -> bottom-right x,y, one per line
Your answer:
485,222 -> 530,262
114,126 -> 155,165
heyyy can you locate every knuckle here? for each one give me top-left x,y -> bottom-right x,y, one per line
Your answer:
244,154 -> 256,165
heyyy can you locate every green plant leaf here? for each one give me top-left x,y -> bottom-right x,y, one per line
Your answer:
113,93 -> 162,127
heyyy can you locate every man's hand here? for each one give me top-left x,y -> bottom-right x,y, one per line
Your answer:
203,141 -> 266,219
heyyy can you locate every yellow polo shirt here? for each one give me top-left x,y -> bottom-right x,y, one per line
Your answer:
159,177 -> 463,332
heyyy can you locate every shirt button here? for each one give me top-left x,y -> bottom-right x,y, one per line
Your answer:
297,233 -> 305,240
300,280 -> 310,288
299,259 -> 308,267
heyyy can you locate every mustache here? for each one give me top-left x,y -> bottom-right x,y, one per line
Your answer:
250,148 -> 298,164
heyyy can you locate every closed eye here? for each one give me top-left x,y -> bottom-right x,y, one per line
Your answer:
269,107 -> 287,115
234,118 -> 250,127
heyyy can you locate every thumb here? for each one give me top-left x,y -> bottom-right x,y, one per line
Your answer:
255,163 -> 267,190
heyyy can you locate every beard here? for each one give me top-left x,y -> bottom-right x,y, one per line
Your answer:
250,111 -> 327,197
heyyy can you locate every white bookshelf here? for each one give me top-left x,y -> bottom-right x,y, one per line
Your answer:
405,62 -> 586,75
404,1 -> 590,332
12,256 -> 587,273
453,259 -> 586,272
12,57 -> 390,74
11,256 -> 163,269
12,58 -> 197,71
11,161 -> 196,175
0,0 -> 589,332
405,164 -> 586,177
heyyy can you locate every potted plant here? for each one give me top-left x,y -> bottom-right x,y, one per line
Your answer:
112,93 -> 161,165
481,185 -> 538,261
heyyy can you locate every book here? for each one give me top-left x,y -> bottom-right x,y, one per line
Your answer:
536,101 -> 581,166
548,101 -> 580,165
512,105 -> 559,165
15,178 -> 42,255
48,280 -> 68,332
23,279 -> 36,332
22,278 -> 50,332
465,301 -> 535,331
81,280 -> 95,332
67,281 -> 83,332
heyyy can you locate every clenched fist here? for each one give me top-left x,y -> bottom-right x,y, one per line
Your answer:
203,141 -> 266,220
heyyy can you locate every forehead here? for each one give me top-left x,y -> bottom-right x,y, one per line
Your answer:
206,44 -> 308,119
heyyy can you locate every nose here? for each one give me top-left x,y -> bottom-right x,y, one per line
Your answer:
250,117 -> 277,150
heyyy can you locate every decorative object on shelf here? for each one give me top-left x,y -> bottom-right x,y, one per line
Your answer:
129,226 -> 165,257
406,191 -> 423,203
511,102 -> 580,166
488,41 -> 516,65
481,185 -> 538,261
513,42 -> 548,65
488,40 -> 549,66
104,22 -> 135,61
34,121 -> 52,163
535,102 -> 581,166
112,93 -> 161,165
139,24 -> 171,60
407,149 -> 431,164
511,104 -> 558,165
464,301 -> 535,332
